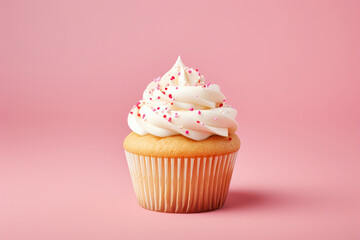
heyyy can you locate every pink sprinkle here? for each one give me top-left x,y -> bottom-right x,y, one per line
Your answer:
176,87 -> 178,89
201,122 -> 204,126
198,111 -> 201,115
189,108 -> 194,111
152,109 -> 156,112
149,98 -> 152,100
214,117 -> 218,120
142,114 -> 145,119
168,117 -> 172,122
196,69 -> 199,71
185,130 -> 189,134
223,99 -> 226,102
178,72 -> 181,76
157,96 -> 160,99
188,70 -> 192,73
170,76 -> 175,80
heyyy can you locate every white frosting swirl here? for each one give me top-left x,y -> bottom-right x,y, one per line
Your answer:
128,57 -> 238,141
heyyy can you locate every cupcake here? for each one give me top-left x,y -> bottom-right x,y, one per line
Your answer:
124,57 -> 240,213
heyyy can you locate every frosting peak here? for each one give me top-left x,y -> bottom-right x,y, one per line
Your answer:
160,56 -> 205,87
128,57 -> 238,141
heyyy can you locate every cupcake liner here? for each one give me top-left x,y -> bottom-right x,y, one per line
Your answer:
125,151 -> 238,213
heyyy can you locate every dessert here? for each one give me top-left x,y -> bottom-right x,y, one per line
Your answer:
124,57 -> 240,213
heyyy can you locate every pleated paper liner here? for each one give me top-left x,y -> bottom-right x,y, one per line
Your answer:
125,151 -> 238,213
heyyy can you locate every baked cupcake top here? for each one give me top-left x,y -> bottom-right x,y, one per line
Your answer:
128,57 -> 238,141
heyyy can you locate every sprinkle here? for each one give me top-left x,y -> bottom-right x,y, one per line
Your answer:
201,122 -> 204,126
152,109 -> 156,112
168,94 -> 172,98
223,99 -> 226,102
185,130 -> 189,134
198,111 -> 201,114
178,72 -> 181,76
165,88 -> 167,90
142,114 -> 145,119
188,70 -> 192,73
196,69 -> 199,71
229,137 -> 232,141
149,98 -> 152,100
130,111 -> 133,114
157,96 -> 160,99
214,117 -> 218,120
176,87 -> 178,90
163,115 -> 167,118
189,108 -> 194,111
170,76 -> 175,80
157,107 -> 160,110
162,91 -> 165,94
196,121 -> 200,123
165,107 -> 167,110
168,117 -> 172,122
171,103 -> 174,105
137,113 -> 141,117
219,103 -> 223,107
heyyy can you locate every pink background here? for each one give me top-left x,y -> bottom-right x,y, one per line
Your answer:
1,0 -> 360,239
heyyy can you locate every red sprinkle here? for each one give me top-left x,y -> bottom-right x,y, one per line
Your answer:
165,88 -> 167,90
137,113 -> 141,117
168,117 -> 172,122
219,103 -> 223,107
130,111 -> 133,114
170,76 -> 175,80
185,130 -> 189,134
162,91 -> 165,94
163,115 -> 167,118
229,137 -> 232,141
189,108 -> 194,111
171,103 -> 174,105
188,70 -> 192,73
196,121 -> 200,123
196,69 -> 199,71
198,111 -> 201,114
157,107 -> 160,110
168,94 -> 172,98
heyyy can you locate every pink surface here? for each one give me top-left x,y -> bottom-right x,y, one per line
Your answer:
1,0 -> 360,239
